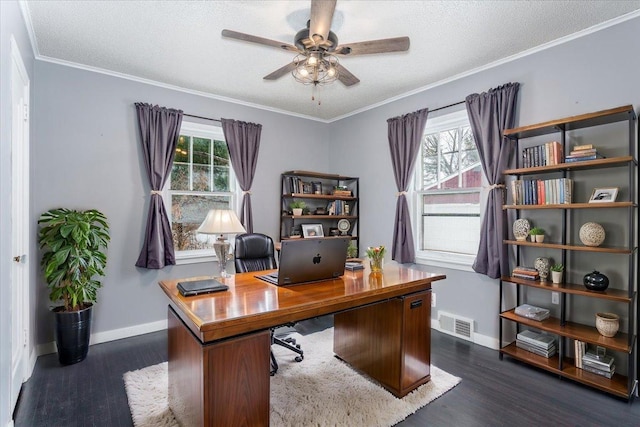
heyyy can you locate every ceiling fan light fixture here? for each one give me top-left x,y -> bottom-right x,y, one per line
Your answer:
292,53 -> 339,86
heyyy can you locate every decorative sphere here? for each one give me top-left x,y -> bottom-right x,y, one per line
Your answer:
579,222 -> 605,247
512,219 -> 530,241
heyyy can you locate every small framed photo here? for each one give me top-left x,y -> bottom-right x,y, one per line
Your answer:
302,223 -> 324,238
588,187 -> 618,203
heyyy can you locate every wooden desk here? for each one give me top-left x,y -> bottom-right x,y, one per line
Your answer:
159,263 -> 445,426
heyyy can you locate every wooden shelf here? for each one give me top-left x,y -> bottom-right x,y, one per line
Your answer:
283,170 -> 357,180
503,105 -> 636,139
284,193 -> 357,201
503,156 -> 635,175
503,202 -> 634,210
284,215 -> 358,220
503,240 -> 632,254
500,309 -> 630,353
500,343 -> 630,398
500,276 -> 633,303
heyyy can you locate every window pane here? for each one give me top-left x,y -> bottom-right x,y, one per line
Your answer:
213,166 -> 230,191
422,134 -> 439,188
171,194 -> 231,251
420,192 -> 480,254
193,165 -> 211,192
213,140 -> 229,167
193,137 -> 211,165
171,163 -> 190,191
461,164 -> 483,188
175,135 -> 190,163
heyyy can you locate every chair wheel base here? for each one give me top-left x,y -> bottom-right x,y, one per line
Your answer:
294,356 -> 303,362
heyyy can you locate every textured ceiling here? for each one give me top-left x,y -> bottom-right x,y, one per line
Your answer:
23,1 -> 640,121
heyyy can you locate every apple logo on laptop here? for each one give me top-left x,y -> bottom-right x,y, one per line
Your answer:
313,253 -> 322,264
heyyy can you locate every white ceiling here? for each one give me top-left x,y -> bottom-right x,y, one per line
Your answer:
22,1 -> 640,122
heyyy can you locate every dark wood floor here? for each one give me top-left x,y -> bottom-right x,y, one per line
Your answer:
14,315 -> 639,426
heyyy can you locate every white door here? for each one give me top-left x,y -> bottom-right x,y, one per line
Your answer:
10,35 -> 31,415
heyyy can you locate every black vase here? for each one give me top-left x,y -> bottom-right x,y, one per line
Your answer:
583,271 -> 609,291
54,304 -> 93,365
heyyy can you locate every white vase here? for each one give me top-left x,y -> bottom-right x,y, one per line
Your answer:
551,270 -> 563,284
292,208 -> 303,216
535,234 -> 545,243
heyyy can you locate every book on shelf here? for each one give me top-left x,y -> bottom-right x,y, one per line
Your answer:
345,262 -> 364,271
515,304 -> 549,321
581,364 -> 615,379
510,178 -> 572,205
516,329 -> 556,349
565,154 -> 604,162
574,340 -> 586,368
512,268 -> 539,277
573,144 -> 593,151
516,340 -> 557,358
569,148 -> 596,156
583,350 -> 615,369
511,273 -> 540,280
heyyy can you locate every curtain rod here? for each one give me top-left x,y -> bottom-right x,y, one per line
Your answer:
183,113 -> 221,123
430,100 -> 465,113
183,100 -> 464,122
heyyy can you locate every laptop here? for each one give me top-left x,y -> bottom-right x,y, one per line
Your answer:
177,279 -> 229,297
257,237 -> 351,286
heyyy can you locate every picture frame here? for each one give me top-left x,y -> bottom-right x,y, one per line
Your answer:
588,187 -> 618,203
302,223 -> 324,238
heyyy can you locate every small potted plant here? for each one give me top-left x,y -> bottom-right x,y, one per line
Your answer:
529,227 -> 545,243
289,201 -> 306,216
550,263 -> 564,284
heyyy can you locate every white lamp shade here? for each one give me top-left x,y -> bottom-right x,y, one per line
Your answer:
197,209 -> 246,235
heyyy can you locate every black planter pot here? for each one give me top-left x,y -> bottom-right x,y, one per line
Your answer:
54,304 -> 93,365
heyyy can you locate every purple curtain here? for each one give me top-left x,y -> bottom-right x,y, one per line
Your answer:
465,82 -> 520,278
387,108 -> 429,263
134,103 -> 183,269
221,119 -> 262,233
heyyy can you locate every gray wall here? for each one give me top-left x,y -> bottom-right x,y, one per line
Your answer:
31,62 -> 330,345
327,16 -> 640,341
1,2 -> 35,425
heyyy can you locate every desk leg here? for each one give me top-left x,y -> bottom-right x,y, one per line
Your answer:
168,306 -> 271,426
334,290 -> 431,397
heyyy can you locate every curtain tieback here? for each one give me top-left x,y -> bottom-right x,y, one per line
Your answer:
242,190 -> 252,195
150,190 -> 162,196
487,184 -> 505,190
396,191 -> 407,197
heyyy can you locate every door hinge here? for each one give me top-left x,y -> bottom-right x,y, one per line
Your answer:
23,329 -> 27,347
23,104 -> 29,121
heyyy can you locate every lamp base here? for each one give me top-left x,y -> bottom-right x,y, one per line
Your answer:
213,238 -> 230,278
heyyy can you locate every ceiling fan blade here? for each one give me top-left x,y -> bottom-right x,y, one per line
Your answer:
309,0 -> 337,46
336,64 -> 360,86
334,36 -> 410,56
222,29 -> 300,53
263,62 -> 298,81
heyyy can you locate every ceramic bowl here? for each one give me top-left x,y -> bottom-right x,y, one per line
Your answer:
595,312 -> 619,337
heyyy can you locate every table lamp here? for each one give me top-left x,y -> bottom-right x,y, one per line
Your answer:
197,209 -> 246,277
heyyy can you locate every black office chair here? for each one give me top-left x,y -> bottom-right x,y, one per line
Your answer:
234,233 -> 304,375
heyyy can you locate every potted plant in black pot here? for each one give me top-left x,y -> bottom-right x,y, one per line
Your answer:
38,208 -> 110,365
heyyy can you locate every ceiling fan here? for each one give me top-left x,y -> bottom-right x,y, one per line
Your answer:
221,0 -> 410,87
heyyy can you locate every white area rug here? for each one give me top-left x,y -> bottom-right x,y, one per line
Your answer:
124,328 -> 460,426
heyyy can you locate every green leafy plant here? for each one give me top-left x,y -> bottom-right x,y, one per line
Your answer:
347,242 -> 358,259
551,263 -> 564,272
366,245 -> 386,262
38,208 -> 110,312
289,200 -> 306,209
529,227 -> 545,236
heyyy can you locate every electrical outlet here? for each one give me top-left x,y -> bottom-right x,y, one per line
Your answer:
431,292 -> 436,307
552,292 -> 560,305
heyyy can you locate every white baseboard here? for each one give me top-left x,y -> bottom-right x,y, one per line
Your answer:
432,319 -> 499,350
36,319 -> 168,357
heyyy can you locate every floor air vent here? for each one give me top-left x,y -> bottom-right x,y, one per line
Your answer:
438,311 -> 474,342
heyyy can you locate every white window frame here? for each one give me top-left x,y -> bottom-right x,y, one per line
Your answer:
412,109 -> 486,271
164,121 -> 239,265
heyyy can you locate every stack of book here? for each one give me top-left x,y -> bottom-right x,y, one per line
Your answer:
516,329 -> 557,358
345,262 -> 364,271
515,304 -> 550,321
565,144 -> 604,163
582,349 -> 615,378
511,266 -> 540,281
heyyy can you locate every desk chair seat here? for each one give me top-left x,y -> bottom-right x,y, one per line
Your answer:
234,233 -> 304,375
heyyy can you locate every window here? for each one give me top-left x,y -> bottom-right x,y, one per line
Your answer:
414,110 -> 484,269
167,121 -> 236,261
